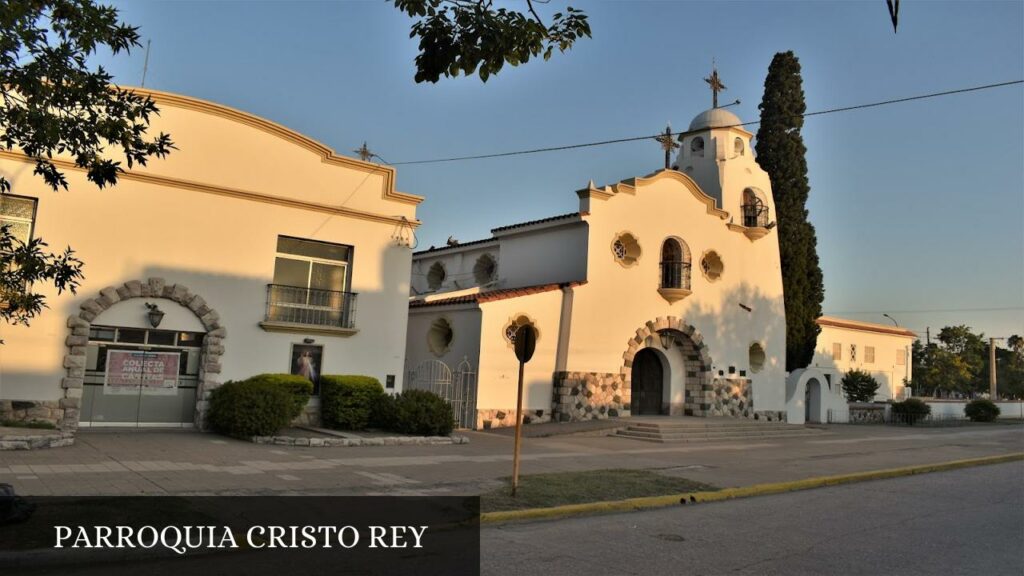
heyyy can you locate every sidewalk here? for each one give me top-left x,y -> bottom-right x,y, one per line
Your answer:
1,423 -> 1021,496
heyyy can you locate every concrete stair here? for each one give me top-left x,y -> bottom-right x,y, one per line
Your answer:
614,418 -> 821,443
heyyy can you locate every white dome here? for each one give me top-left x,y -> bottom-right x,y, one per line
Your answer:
688,108 -> 742,131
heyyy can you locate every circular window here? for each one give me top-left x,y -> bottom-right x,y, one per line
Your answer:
611,232 -> 641,267
734,137 -> 744,156
701,250 -> 724,281
427,317 -> 454,356
749,343 -> 766,373
427,262 -> 446,290
473,254 -> 497,285
503,315 -> 537,346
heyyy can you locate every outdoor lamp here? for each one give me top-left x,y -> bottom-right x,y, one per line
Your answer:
145,302 -> 165,328
658,330 -> 673,350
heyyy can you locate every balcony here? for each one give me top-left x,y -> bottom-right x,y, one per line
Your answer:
658,261 -> 692,303
740,203 -> 771,240
259,284 -> 358,336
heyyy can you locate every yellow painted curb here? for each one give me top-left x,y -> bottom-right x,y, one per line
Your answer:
480,452 -> 1024,525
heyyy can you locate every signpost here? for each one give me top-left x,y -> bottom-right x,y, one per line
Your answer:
511,324 -> 536,497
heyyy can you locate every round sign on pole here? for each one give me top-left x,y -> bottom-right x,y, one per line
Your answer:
514,324 -> 536,363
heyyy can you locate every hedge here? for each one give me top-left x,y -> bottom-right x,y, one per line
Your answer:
964,398 -> 1000,422
207,379 -> 294,438
891,398 -> 931,425
244,373 -> 313,420
321,375 -> 386,430
384,389 -> 454,436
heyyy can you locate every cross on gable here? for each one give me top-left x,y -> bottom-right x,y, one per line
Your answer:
704,65 -> 726,108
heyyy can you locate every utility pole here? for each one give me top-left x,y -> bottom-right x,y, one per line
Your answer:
989,337 -> 1000,398
141,39 -> 151,87
926,327 -> 930,346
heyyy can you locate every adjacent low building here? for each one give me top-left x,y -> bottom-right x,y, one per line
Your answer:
812,316 -> 917,401
0,88 -> 421,434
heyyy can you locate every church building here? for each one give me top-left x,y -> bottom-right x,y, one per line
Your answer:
406,74 -> 792,429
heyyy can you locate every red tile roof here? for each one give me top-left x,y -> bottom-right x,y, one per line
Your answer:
817,316 -> 917,338
409,281 -> 586,309
491,212 -> 581,233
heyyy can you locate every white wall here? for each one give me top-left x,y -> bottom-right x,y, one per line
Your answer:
567,171 -> 788,413
404,306 -> 482,382
495,223 -> 588,288
0,89 -> 417,401
410,243 -> 499,295
924,400 -> 1024,419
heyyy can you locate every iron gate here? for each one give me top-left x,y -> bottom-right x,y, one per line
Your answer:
406,358 -> 478,429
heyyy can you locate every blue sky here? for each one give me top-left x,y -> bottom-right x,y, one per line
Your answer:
97,1 -> 1023,341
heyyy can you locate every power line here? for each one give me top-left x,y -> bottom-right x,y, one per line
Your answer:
824,306 -> 1024,315
389,79 -> 1023,166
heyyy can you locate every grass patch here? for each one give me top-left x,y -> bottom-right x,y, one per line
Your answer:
1,419 -> 56,430
481,468 -> 717,512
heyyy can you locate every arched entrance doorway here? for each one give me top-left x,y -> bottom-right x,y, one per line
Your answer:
631,348 -> 665,415
621,318 -> 713,417
805,377 -> 823,423
61,278 -> 225,432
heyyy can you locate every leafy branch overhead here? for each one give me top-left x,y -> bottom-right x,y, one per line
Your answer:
0,0 -> 174,327
391,0 -> 591,83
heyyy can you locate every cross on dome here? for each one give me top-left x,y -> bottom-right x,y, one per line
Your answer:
704,62 -> 726,108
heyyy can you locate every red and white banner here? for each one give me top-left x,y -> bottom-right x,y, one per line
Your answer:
104,350 -> 180,395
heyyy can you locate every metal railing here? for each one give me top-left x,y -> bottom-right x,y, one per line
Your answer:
660,261 -> 692,290
741,203 -> 770,228
265,284 -> 357,329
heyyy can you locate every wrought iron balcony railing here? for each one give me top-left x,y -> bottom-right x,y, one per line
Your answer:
265,284 -> 357,329
660,261 -> 692,290
741,203 -> 770,228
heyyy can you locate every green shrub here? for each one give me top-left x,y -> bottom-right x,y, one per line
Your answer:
207,380 -> 294,438
244,374 -> 313,420
842,369 -> 880,403
321,375 -> 385,431
390,389 -> 454,436
964,398 -> 1000,422
891,398 -> 931,425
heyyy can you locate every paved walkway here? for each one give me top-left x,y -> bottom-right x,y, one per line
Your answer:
0,424 -> 1021,496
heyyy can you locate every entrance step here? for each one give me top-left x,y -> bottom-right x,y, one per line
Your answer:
614,418 -> 821,443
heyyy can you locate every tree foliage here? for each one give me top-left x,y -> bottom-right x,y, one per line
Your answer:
0,1 -> 172,329
910,326 -> 1024,398
841,369 -> 880,403
754,51 -> 825,371
390,0 -> 591,83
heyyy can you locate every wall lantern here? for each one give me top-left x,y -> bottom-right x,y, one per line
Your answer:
658,330 -> 674,350
144,303 -> 165,328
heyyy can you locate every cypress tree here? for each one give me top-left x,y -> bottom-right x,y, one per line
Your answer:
754,51 -> 825,371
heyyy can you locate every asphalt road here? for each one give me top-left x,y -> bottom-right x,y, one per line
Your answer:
481,461 -> 1024,576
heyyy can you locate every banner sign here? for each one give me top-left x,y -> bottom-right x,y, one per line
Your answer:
104,350 -> 180,395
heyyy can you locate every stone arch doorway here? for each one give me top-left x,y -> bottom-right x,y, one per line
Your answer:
621,317 -> 713,417
631,348 -> 665,415
61,277 -> 225,433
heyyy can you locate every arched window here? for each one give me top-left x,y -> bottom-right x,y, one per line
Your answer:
690,137 -> 705,158
660,238 -> 691,290
734,137 -> 745,156
741,188 -> 769,227
427,262 -> 446,290
473,254 -> 497,285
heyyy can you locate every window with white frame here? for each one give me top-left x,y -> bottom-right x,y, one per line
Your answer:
0,195 -> 37,246
268,236 -> 353,327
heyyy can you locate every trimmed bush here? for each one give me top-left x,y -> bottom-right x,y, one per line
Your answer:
964,398 -> 1000,422
208,380 -> 294,438
389,389 -> 454,436
891,398 -> 931,425
245,374 -> 313,420
842,369 -> 880,403
321,375 -> 385,431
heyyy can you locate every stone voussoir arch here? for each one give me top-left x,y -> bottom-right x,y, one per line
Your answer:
61,277 -> 227,433
620,316 -> 714,416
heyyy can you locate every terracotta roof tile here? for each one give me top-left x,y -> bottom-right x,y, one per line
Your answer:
409,281 -> 586,309
491,212 -> 581,233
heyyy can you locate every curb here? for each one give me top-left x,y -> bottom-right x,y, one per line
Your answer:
480,452 -> 1024,525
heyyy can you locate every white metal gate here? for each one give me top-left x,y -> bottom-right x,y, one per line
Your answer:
406,358 -> 477,429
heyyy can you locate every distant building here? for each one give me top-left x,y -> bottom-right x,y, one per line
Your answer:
0,88 -> 421,434
813,316 -> 916,401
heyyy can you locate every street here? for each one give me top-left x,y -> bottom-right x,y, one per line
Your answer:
482,461 -> 1024,576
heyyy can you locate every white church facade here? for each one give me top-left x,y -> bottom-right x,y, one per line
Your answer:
407,103 -> 793,429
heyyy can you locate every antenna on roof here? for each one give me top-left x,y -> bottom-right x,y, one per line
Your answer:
141,39 -> 151,87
